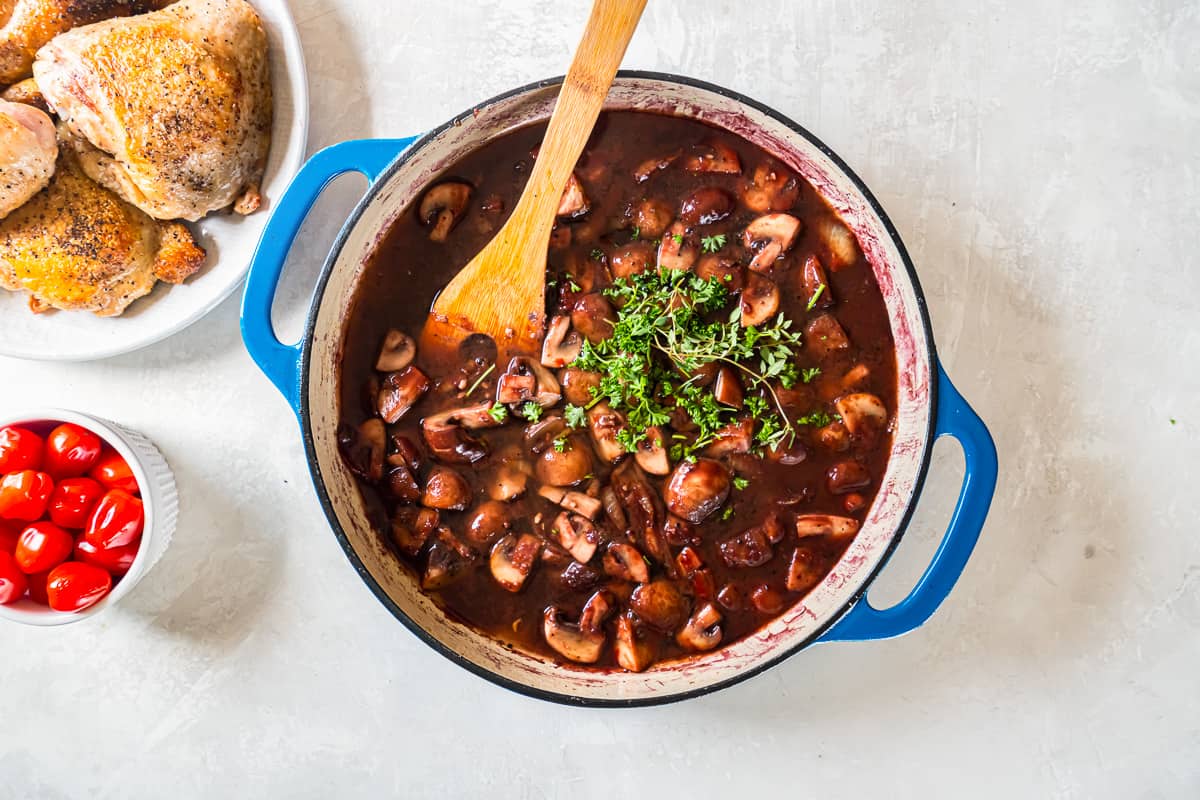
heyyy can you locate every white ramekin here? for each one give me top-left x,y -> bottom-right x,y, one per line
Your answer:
0,409 -> 178,626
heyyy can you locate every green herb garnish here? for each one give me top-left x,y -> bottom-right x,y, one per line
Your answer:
701,234 -> 726,253
465,363 -> 495,397
487,402 -> 508,423
553,434 -> 569,452
630,226 -> 641,241
590,248 -> 604,260
564,404 -> 588,429
806,284 -> 826,311
733,476 -> 750,491
672,232 -> 684,245
521,402 -> 544,422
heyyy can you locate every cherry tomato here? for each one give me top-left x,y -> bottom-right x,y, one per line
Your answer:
0,470 -> 54,521
88,449 -> 139,494
47,477 -> 105,529
83,489 -> 144,549
0,426 -> 43,472
74,537 -> 139,577
46,562 -> 112,612
44,423 -> 103,479
14,520 -> 74,574
26,570 -> 50,605
0,551 -> 27,604
0,519 -> 21,553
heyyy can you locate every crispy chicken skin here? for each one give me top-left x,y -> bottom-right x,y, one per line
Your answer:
0,96 -> 55,218
0,146 -> 204,316
0,0 -> 171,84
34,0 -> 272,221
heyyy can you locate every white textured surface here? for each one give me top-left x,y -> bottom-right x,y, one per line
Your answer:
0,0 -> 1197,796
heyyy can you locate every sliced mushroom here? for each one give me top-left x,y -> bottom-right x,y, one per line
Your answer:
465,500 -> 511,546
675,602 -> 723,652
815,216 -> 859,270
421,528 -> 475,590
664,458 -> 731,524
827,460 -> 872,494
390,506 -> 439,556
717,583 -> 745,611
524,415 -> 568,454
571,293 -> 616,344
579,590 -> 615,633
614,612 -> 657,672
554,511 -> 600,563
338,419 -> 386,482
657,221 -> 697,271
611,460 -> 667,558
560,367 -> 602,405
801,255 -> 833,310
377,366 -> 431,423
609,241 -> 655,280
740,273 -> 781,327
713,365 -> 744,408
603,542 -> 650,583
375,329 -> 416,372
421,414 -> 488,464
702,418 -> 754,458
834,393 -> 888,443
556,172 -> 590,218
675,546 -> 704,576
694,254 -> 744,291
541,315 -> 583,368
743,213 -> 802,273
742,161 -> 801,213
388,433 -> 424,473
633,426 -> 670,476
785,546 -> 823,592
488,464 -> 529,501
681,141 -> 741,174
805,314 -> 851,357
633,151 -> 679,183
535,435 -> 592,486
497,357 -> 562,408
554,559 -> 604,593
419,181 -> 471,242
815,421 -> 851,452
542,606 -> 606,664
794,514 -> 860,539
631,198 -> 673,239
586,402 -> 630,463
385,463 -> 421,504
679,186 -> 734,226
751,584 -> 786,614
840,364 -> 871,392
421,466 -> 472,510
538,485 -> 603,520
490,533 -> 541,592
630,580 -> 689,631
719,523 -> 775,568
662,515 -> 697,547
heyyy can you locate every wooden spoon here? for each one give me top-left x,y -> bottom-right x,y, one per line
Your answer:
419,0 -> 647,362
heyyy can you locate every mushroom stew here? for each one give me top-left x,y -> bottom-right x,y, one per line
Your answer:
337,111 -> 896,672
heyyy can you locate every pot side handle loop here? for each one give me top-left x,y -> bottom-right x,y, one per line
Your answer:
240,137 -> 418,415
819,361 -> 998,642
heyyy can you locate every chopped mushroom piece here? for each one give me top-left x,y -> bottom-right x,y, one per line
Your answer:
375,330 -> 416,372
633,151 -> 679,182
695,254 -> 744,291
609,241 -> 655,279
560,367 -> 603,405
657,221 -> 697,271
377,366 -> 430,423
554,511 -> 601,563
631,198 -> 673,239
834,393 -> 889,443
390,506 -> 439,556
422,414 -> 488,464
488,464 -> 529,502
801,255 -> 833,310
675,602 -> 723,652
679,186 -> 735,226
742,161 -> 801,213
719,522 -> 775,568
422,466 -> 472,511
385,463 -> 421,503
630,580 -> 688,631
542,606 -> 606,664
794,514 -> 860,539
815,421 -> 851,452
662,515 -> 697,547
827,460 -> 872,494
614,612 -> 656,672
419,181 -> 471,242
571,293 -> 616,344
556,172 -> 590,218
603,542 -> 650,583
538,485 -> 603,520
805,314 -> 851,357
490,533 -> 541,592
743,213 -> 802,273
633,426 -> 670,475
535,434 -> 592,486
664,458 -> 731,524
465,500 -> 511,546
740,272 -> 781,327
713,365 -> 744,408
579,590 -> 615,633
586,402 -> 630,463
815,217 -> 860,270
497,357 -> 562,408
703,418 -> 754,458
786,546 -> 823,592
541,315 -> 583,368
422,529 -> 475,590
338,419 -> 386,482
682,141 -> 741,174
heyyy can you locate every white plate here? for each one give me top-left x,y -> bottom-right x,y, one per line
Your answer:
0,0 -> 310,362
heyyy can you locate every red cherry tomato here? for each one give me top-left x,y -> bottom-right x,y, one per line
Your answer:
0,470 -> 55,521
46,562 -> 112,612
0,426 -> 43,472
44,423 -> 104,479
14,520 -> 74,574
47,477 -> 105,529
0,519 -> 21,553
26,570 -> 50,605
0,551 -> 27,604
88,449 -> 139,494
83,489 -> 144,549
74,537 -> 139,577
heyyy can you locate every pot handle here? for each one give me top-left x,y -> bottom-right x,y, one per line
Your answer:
240,137 -> 419,414
818,361 -> 998,642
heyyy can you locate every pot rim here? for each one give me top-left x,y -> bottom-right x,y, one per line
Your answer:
297,70 -> 939,707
